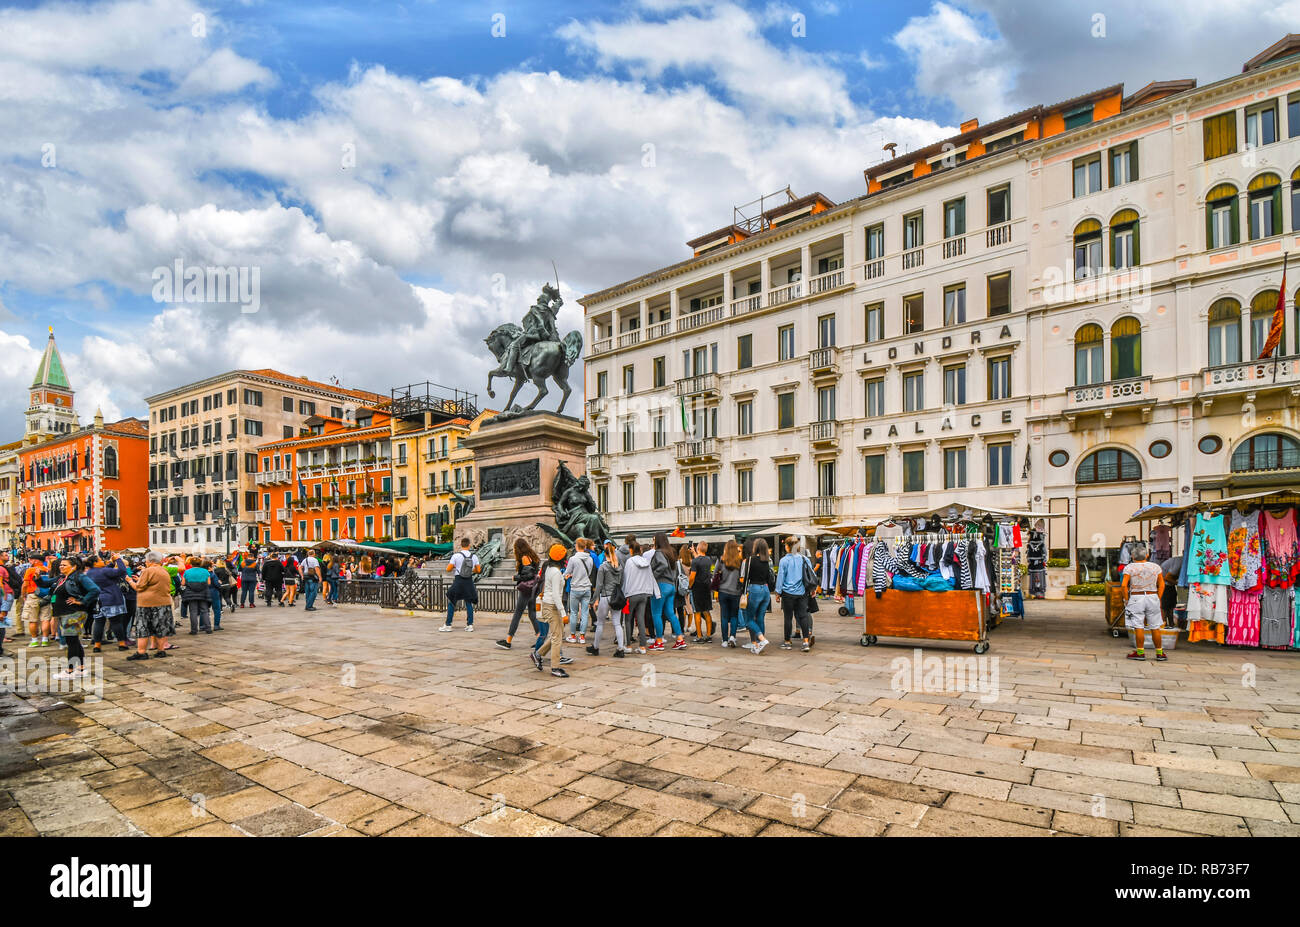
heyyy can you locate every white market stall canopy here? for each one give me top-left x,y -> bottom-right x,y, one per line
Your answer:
1127,488 -> 1300,523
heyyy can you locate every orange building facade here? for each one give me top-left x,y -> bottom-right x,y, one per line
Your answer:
16,415 -> 150,553
254,408 -> 394,544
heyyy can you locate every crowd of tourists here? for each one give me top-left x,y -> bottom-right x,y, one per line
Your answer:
0,547 -> 415,679
441,531 -> 821,678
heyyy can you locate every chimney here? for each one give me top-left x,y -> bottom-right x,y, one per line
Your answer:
93,407 -> 104,429
960,117 -> 979,133
882,142 -> 898,158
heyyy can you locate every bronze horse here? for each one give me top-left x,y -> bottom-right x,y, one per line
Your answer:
484,324 -> 583,415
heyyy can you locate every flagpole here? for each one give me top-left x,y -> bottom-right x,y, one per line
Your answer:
1275,252 -> 1288,384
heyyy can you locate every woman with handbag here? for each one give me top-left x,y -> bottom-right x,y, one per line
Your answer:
687,540 -> 715,643
620,541 -> 659,655
715,540 -> 744,648
649,532 -> 686,652
739,538 -> 775,654
497,538 -> 542,650
588,540 -> 625,657
51,556 -> 100,680
775,537 -> 814,652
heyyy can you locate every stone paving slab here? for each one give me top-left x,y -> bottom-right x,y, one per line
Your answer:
2,598 -> 1299,835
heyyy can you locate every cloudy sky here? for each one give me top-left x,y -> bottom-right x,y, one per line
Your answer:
1,0 -> 1297,435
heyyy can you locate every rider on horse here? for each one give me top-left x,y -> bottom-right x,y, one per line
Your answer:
501,284 -> 562,381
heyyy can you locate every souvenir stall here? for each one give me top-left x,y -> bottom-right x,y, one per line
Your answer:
1126,489 -> 1300,652
820,503 -> 1055,653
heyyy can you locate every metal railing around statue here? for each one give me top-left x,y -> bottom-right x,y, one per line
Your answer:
334,575 -> 517,614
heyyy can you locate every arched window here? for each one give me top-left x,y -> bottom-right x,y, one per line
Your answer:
1250,290 -> 1283,358
103,446 -> 117,477
1076,448 -> 1142,483
1230,433 -> 1300,472
1073,219 -> 1103,280
71,498 -> 78,520
1207,298 -> 1242,367
1074,323 -> 1104,385
1206,183 -> 1239,249
1110,208 -> 1140,269
105,497 -> 118,527
1292,167 -> 1300,233
1247,172 -> 1282,240
454,503 -> 464,520
1111,317 -> 1142,380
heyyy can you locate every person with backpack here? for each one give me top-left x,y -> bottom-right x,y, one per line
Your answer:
687,540 -> 714,643
20,553 -> 54,647
440,537 -> 480,632
262,554 -> 285,606
588,540 -> 625,657
649,532 -> 686,652
51,556 -> 100,680
563,537 -> 596,645
87,552 -> 130,653
716,540 -> 744,648
180,557 -> 215,635
301,551 -> 322,612
238,552 -> 259,608
739,538 -> 775,654
0,552 -> 18,644
531,544 -> 572,677
497,538 -> 541,650
775,536 -> 815,652
280,554 -> 302,606
620,540 -> 658,655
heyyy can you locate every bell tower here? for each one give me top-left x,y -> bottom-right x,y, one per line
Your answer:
26,327 -> 78,446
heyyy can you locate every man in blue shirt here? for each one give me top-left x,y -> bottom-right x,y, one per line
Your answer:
775,537 -> 813,652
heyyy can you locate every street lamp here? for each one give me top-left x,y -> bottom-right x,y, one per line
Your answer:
221,504 -> 236,557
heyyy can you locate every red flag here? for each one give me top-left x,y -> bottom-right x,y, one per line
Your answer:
1259,254 -> 1288,360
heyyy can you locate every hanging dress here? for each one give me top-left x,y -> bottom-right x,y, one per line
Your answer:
1226,588 -> 1261,647
1187,512 -> 1231,631
1262,509 -> 1300,589
1258,586 -> 1293,649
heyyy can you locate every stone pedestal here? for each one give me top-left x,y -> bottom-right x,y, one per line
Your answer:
453,412 -> 594,559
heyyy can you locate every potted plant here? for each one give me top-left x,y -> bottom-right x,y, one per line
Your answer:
1044,557 -> 1073,600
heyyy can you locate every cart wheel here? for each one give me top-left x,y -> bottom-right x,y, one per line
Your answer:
859,634 -> 870,647
974,641 -> 990,655
1110,629 -> 1122,638
838,606 -> 849,616
868,635 -> 877,645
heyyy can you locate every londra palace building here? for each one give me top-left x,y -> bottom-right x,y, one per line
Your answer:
581,35 -> 1300,580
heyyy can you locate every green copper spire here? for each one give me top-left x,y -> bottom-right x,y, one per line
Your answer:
31,328 -> 71,390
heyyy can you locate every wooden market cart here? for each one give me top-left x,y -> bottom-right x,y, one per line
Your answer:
1103,580 -> 1126,637
854,589 -> 991,653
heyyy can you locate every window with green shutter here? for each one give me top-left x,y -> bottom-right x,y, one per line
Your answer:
1110,208 -> 1140,268
1206,183 -> 1239,248
1203,111 -> 1237,160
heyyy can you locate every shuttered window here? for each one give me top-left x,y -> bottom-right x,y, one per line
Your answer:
1203,111 -> 1237,160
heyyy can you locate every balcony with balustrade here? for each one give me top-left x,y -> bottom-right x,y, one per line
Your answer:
1064,376 -> 1154,424
676,503 -> 719,527
674,373 -> 720,400
809,420 -> 839,448
808,346 -> 839,380
587,453 -> 609,475
1200,355 -> 1300,401
675,437 -> 720,463
810,496 -> 839,521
